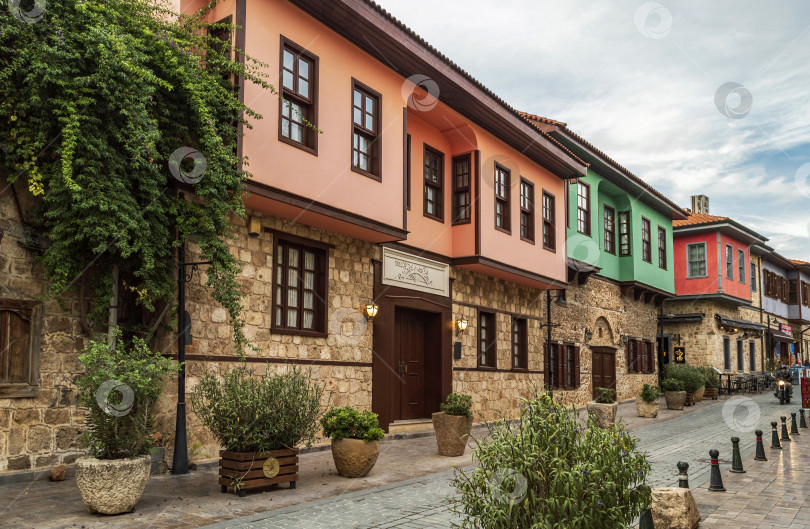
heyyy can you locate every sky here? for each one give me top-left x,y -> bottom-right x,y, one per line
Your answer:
375,0 -> 810,261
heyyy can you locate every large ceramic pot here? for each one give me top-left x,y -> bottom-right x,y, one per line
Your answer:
586,401 -> 618,428
664,390 -> 687,410
704,387 -> 719,400
692,386 -> 705,403
75,455 -> 150,514
635,396 -> 659,418
432,412 -> 473,456
331,438 -> 380,478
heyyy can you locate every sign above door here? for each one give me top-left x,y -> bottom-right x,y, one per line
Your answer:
382,247 -> 450,297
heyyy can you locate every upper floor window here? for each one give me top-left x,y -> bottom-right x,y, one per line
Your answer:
687,242 -> 707,278
519,179 -> 534,243
273,236 -> 328,335
788,279 -> 798,304
0,299 -> 40,397
279,37 -> 318,153
603,206 -> 616,254
576,182 -> 591,236
618,211 -> 631,256
641,217 -> 651,263
423,146 -> 444,221
543,192 -> 556,251
802,281 -> 810,307
479,311 -> 496,369
726,244 -> 733,280
738,250 -> 746,284
657,226 -> 667,269
351,80 -> 381,179
494,164 -> 511,232
511,317 -> 528,370
751,262 -> 758,292
451,154 -> 471,224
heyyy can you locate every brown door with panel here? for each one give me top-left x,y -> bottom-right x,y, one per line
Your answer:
395,307 -> 427,420
591,347 -> 617,400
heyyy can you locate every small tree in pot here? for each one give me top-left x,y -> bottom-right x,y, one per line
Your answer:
699,366 -> 720,400
75,332 -> 177,514
661,378 -> 686,410
587,387 -> 618,428
321,407 -> 385,478
635,384 -> 660,418
432,393 -> 473,456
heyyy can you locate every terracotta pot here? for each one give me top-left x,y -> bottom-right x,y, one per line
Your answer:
75,455 -> 150,514
331,438 -> 380,478
635,396 -> 659,418
664,391 -> 687,410
704,387 -> 719,400
692,386 -> 705,403
432,412 -> 473,456
586,401 -> 618,428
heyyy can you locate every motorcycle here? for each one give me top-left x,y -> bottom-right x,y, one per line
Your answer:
774,367 -> 793,404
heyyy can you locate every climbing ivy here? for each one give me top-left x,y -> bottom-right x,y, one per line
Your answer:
0,0 -> 273,353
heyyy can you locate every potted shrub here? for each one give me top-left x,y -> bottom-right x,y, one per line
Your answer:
700,366 -> 720,400
432,393 -> 473,456
191,364 -> 324,496
587,387 -> 618,428
661,378 -> 686,410
75,332 -> 177,514
321,406 -> 385,478
635,384 -> 660,418
665,365 -> 705,406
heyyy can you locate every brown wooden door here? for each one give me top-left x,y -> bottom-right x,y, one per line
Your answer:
395,308 -> 427,420
592,348 -> 617,400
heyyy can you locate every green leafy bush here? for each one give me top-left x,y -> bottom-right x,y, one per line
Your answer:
664,364 -> 705,393
661,378 -> 685,392
440,393 -> 473,417
595,387 -> 616,404
321,407 -> 385,442
698,366 -> 720,389
640,384 -> 660,402
190,364 -> 324,452
77,331 -> 177,459
450,391 -> 651,528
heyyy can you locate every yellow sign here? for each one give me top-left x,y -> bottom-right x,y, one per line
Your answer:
674,347 -> 686,363
262,457 -> 280,478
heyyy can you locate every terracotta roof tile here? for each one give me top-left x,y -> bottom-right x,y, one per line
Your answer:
518,112 -> 566,127
672,213 -> 730,227
790,259 -> 809,266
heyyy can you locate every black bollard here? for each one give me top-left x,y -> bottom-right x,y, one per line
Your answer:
677,461 -> 689,488
791,413 -> 800,435
754,430 -> 767,461
708,449 -> 726,492
730,437 -> 745,473
800,408 -> 808,429
771,421 -> 782,449
781,416 -> 791,442
638,507 -> 654,529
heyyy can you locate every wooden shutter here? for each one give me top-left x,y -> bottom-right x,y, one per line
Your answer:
635,340 -> 644,373
626,341 -> 633,372
556,343 -> 565,390
574,346 -> 581,388
543,343 -> 550,388
0,309 -> 31,384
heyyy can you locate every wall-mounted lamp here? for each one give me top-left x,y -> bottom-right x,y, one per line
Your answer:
247,216 -> 262,238
456,318 -> 468,336
363,303 -> 379,322
584,327 -> 593,344
673,333 -> 682,345
620,334 -> 629,344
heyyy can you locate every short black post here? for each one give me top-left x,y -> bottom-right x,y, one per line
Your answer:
639,507 -> 654,529
677,461 -> 689,488
781,416 -> 791,442
708,449 -> 726,492
771,421 -> 782,449
791,412 -> 800,435
754,430 -> 767,461
800,408 -> 808,429
730,437 -> 745,473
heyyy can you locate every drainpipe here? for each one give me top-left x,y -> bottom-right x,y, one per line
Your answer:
757,255 -> 765,370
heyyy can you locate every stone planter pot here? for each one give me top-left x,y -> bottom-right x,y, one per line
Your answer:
586,401 -> 618,428
704,387 -> 719,400
635,396 -> 659,418
432,412 -> 473,456
692,386 -> 705,403
75,455 -> 150,514
331,438 -> 380,478
664,391 -> 687,410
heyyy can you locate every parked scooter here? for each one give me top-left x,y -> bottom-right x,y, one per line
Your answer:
774,365 -> 793,404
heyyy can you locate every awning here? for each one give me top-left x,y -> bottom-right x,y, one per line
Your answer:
715,314 -> 767,332
771,328 -> 794,341
661,312 -> 705,323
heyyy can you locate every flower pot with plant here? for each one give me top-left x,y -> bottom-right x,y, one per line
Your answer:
321,407 -> 385,478
665,365 -> 705,406
699,366 -> 720,400
432,393 -> 473,456
75,332 -> 177,515
191,365 -> 324,496
635,384 -> 660,418
587,387 -> 618,428
661,378 -> 686,410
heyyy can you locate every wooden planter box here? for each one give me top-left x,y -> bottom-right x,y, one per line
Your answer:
218,448 -> 298,497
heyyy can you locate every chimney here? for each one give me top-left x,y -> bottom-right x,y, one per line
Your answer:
691,195 -> 709,215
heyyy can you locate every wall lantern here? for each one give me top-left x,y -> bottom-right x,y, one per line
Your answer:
247,216 -> 262,238
620,334 -> 629,344
363,303 -> 379,322
584,328 -> 593,344
673,333 -> 682,345
456,318 -> 468,336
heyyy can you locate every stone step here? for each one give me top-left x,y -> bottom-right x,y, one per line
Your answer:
388,419 -> 435,434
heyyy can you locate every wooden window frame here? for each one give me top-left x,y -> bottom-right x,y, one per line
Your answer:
658,226 -> 667,269
749,340 -> 756,372
519,178 -> 535,243
644,341 -> 655,374
618,211 -> 631,256
451,154 -> 472,225
576,182 -> 591,236
627,339 -> 645,374
271,234 -> 330,337
788,279 -> 798,305
603,205 -> 616,255
511,317 -> 528,370
494,163 -> 511,233
751,262 -> 757,292
542,191 -> 556,252
738,249 -> 745,284
350,79 -> 382,180
726,244 -> 734,280
737,339 -> 744,371
0,299 -> 41,398
478,311 -> 497,369
422,145 -> 444,222
802,281 -> 810,307
641,217 -> 652,263
278,36 -> 319,155
686,242 -> 708,278
564,343 -> 581,389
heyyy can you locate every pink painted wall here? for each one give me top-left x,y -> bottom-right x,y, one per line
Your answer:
674,232 -> 718,296
719,232 -> 751,300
